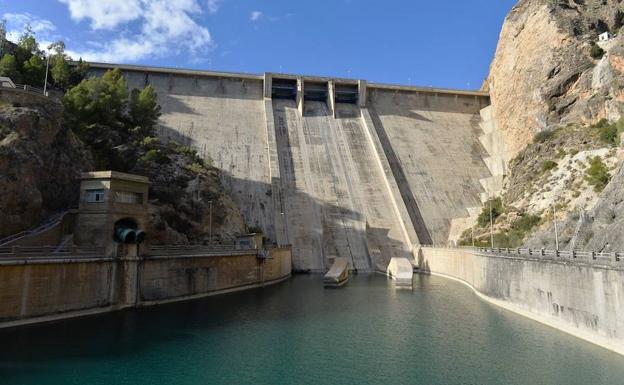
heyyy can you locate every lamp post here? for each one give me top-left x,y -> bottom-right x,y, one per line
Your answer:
208,200 -> 213,246
489,199 -> 494,249
553,203 -> 559,251
471,226 -> 475,248
43,54 -> 50,96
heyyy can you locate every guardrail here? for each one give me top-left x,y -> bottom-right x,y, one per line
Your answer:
420,245 -> 623,265
147,244 -> 258,257
0,211 -> 68,246
13,83 -> 48,96
474,247 -> 622,263
0,245 -> 105,259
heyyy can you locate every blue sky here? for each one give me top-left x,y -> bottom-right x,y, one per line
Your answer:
1,0 -> 517,90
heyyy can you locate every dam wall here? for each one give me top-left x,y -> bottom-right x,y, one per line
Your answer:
0,247 -> 291,328
86,63 -> 494,271
87,66 -> 276,243
367,89 -> 491,244
418,247 -> 624,355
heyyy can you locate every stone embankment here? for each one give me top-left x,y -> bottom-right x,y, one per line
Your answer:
417,246 -> 624,356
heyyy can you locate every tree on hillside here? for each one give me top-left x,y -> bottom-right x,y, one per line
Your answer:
22,54 -> 45,86
64,68 -> 129,133
0,54 -> 20,82
48,41 -> 72,89
15,25 -> 40,65
129,85 -> 161,137
0,20 -> 7,57
63,69 -> 161,170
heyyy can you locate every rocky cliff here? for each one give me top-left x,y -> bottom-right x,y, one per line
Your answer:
486,0 -> 624,159
0,90 -> 246,244
460,0 -> 624,250
0,92 -> 91,237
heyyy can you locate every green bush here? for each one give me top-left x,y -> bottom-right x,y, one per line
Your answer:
141,149 -> 169,164
555,149 -> 566,159
593,118 -> 620,146
585,156 -> 611,192
533,129 -> 559,143
513,213 -> 541,233
540,160 -> 558,173
141,136 -> 161,149
188,162 -> 204,174
590,43 -> 605,59
477,197 -> 502,227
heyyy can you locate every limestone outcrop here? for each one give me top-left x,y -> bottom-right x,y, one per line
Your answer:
0,91 -> 246,244
486,0 -> 624,159
0,97 -> 92,238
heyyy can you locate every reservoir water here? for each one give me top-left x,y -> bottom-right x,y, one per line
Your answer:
1,274 -> 623,385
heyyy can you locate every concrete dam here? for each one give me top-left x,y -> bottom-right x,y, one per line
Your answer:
88,63 -> 497,272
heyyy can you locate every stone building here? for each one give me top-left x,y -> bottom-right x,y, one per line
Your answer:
74,171 -> 149,257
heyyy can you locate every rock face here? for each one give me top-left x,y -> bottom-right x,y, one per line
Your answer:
0,95 -> 92,238
0,91 -> 246,244
526,161 -> 624,252
487,0 -> 624,159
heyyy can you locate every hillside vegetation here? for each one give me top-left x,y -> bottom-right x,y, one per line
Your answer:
0,29 -> 247,244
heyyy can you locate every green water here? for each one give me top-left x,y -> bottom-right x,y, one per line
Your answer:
1,274 -> 623,385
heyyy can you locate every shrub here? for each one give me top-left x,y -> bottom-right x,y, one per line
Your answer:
590,43 -> 605,59
585,156 -> 611,192
477,197 -> 502,227
593,118 -> 620,146
555,149 -> 566,159
141,136 -> 161,149
188,162 -> 204,174
141,149 -> 169,164
513,214 -> 541,233
540,160 -> 558,174
534,129 -> 557,143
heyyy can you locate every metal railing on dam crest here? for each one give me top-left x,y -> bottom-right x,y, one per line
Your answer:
419,245 -> 624,268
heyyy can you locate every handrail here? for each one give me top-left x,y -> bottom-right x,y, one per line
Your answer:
0,211 -> 68,246
0,245 -> 105,258
12,83 -> 47,96
419,245 -> 622,264
147,244 -> 257,256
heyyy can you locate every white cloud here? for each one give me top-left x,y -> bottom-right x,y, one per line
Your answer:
250,11 -> 262,22
206,0 -> 223,14
58,0 -> 142,30
56,0 -> 213,62
3,12 -> 57,42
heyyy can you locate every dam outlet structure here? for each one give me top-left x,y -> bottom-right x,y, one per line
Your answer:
87,63 -> 497,273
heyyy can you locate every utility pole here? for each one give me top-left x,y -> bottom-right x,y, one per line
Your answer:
43,54 -> 50,96
489,199 -> 494,249
471,226 -> 475,248
208,200 -> 213,247
553,203 -> 559,251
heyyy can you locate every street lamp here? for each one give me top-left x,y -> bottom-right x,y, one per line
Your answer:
553,203 -> 559,251
489,198 -> 494,249
207,200 -> 213,247
43,54 -> 50,96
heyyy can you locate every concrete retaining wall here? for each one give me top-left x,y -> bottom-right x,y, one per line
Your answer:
418,247 -> 624,355
0,248 -> 291,328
